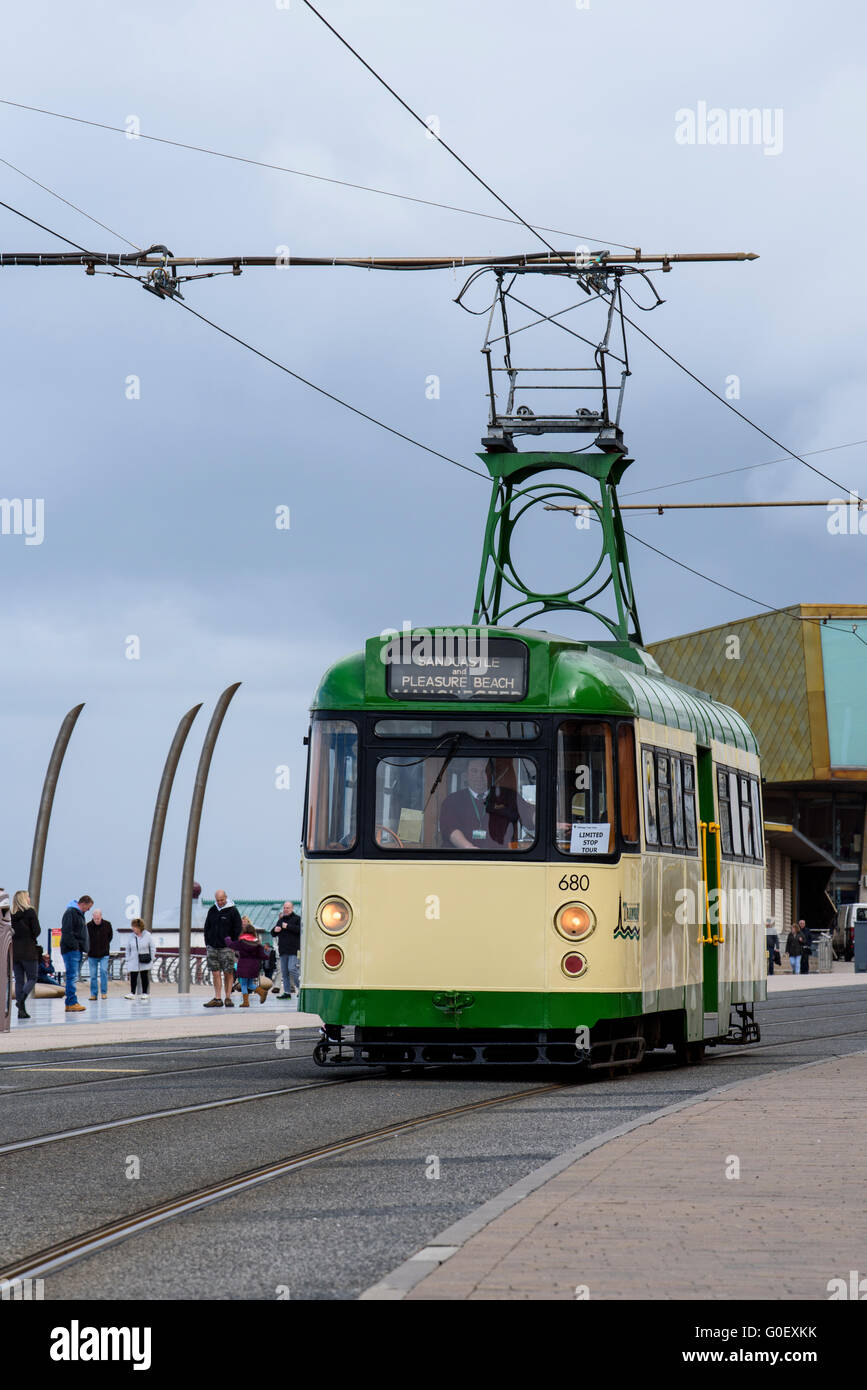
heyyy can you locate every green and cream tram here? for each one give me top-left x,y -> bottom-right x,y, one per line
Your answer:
300,628 -> 765,1069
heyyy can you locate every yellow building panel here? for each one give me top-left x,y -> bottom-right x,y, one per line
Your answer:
649,607 -> 812,783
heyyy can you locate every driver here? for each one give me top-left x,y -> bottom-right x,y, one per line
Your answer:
440,759 -> 534,850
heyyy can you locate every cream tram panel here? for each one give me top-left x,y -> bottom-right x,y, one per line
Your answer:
304,857 -> 644,995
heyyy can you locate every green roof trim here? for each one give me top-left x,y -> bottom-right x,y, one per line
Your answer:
310,627 -> 759,754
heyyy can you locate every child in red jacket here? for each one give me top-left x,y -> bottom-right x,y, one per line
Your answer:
226,919 -> 270,1006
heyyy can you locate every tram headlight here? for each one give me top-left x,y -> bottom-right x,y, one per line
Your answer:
554,902 -> 595,941
317,897 -> 353,934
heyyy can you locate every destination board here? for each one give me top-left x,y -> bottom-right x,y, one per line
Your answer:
385,637 -> 528,701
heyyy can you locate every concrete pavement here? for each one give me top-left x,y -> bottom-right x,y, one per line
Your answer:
382,1048 -> 867,1300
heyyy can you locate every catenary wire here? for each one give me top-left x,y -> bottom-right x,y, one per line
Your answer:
1,195 -> 863,645
298,1 -> 859,498
0,154 -> 141,250
621,439 -> 867,498
0,97 -> 635,251
0,196 -> 488,481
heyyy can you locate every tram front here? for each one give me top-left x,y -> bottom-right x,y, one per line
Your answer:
300,627 -> 644,1068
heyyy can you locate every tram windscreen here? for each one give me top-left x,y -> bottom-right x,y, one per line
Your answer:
555,721 -> 614,855
374,754 -> 537,851
306,719 -> 359,852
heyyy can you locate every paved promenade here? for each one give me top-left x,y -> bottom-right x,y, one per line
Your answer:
387,1048 -> 867,1300
1,981 -> 320,1052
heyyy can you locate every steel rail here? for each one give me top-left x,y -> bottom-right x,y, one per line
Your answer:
0,1082 -> 567,1283
0,1073 -> 376,1154
0,1042 -> 319,1095
0,1034 -> 318,1070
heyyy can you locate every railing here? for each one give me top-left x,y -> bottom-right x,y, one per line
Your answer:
74,951 -> 212,985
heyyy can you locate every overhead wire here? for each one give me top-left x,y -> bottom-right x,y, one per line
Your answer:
0,97 -> 634,252
297,0 -> 860,499
0,195 -> 488,480
0,195 -> 863,647
0,154 -> 141,250
620,439 -> 867,499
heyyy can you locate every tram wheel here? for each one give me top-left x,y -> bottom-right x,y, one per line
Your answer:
675,1040 -> 706,1066
312,1042 -> 330,1067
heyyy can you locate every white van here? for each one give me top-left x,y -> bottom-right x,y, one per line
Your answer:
833,903 -> 867,961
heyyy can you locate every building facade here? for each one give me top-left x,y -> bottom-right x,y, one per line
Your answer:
649,604 -> 867,934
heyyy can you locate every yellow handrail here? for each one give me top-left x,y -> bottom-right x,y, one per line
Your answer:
709,821 -> 724,945
698,821 -> 712,944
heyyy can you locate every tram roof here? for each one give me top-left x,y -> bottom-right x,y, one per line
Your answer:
311,627 -> 759,754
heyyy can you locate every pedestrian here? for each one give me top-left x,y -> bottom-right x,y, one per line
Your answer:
272,900 -> 301,999
60,895 -> 93,1012
786,923 -> 805,974
261,942 -> 279,993
799,918 -> 812,975
38,953 -> 60,985
86,907 -> 114,1000
202,889 -> 242,1008
764,917 -> 780,976
124,918 -> 154,1000
11,890 -> 41,1021
229,917 -> 271,1007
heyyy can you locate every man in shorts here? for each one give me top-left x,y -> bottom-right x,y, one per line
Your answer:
203,889 -> 242,1007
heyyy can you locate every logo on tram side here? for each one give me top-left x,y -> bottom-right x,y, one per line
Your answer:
614,902 -> 640,940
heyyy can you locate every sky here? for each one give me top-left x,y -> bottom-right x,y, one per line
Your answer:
1,0 -> 866,929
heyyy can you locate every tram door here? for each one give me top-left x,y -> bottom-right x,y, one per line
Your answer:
696,746 -> 723,1035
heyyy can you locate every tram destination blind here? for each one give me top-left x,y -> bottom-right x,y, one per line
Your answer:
385,638 -> 528,701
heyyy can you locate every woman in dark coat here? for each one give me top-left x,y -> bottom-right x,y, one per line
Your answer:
11,890 -> 41,1020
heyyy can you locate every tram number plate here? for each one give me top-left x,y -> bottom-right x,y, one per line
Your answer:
559,874 -> 590,892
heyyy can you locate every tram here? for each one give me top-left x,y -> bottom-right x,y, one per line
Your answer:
300,626 -> 765,1070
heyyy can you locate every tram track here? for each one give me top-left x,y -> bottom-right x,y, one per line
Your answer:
5,1007 -> 867,1293
0,1072 -> 378,1154
0,1081 -> 569,1284
0,1037 -> 323,1097
0,1034 -> 316,1070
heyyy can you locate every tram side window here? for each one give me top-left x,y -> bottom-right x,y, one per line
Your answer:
642,747 -> 697,854
717,769 -> 733,854
750,779 -> 764,863
617,724 -> 640,845
671,757 -> 685,848
306,719 -> 358,852
716,765 -> 763,862
683,760 -> 698,850
556,721 -> 614,855
656,754 -> 672,847
740,777 -> 755,858
728,771 -> 743,856
642,748 -> 658,845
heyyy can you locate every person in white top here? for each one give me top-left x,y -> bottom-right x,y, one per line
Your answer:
124,918 -> 155,1000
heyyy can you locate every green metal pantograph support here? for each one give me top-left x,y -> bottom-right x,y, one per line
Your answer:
471,450 -> 643,644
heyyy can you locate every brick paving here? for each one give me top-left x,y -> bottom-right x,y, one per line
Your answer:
407,1051 -> 867,1300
